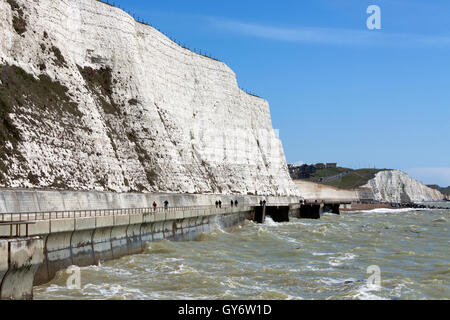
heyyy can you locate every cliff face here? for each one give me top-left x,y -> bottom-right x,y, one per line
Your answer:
362,170 -> 445,203
0,0 -> 298,196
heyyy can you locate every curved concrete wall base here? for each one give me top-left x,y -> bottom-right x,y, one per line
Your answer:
45,231 -> 73,282
71,229 -> 95,266
29,208 -> 253,286
111,225 -> 129,259
0,237 -> 44,300
92,227 -> 114,264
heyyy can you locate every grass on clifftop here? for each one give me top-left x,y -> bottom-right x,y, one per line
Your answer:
302,167 -> 388,189
428,185 -> 450,196
326,169 -> 386,189
305,167 -> 349,180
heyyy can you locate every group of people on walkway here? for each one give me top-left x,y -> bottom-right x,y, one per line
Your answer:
152,200 -> 170,210
215,200 -> 239,208
150,199 -> 266,210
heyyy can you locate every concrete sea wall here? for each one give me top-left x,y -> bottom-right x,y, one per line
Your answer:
0,188 -> 299,213
31,207 -> 252,285
0,189 -> 299,286
0,202 -> 255,286
0,237 -> 44,299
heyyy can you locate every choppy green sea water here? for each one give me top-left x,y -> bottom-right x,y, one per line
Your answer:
35,203 -> 449,300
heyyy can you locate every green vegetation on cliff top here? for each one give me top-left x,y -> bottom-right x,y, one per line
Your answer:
428,185 -> 450,196
303,167 -> 388,189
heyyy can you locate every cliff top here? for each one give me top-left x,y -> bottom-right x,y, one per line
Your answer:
292,167 -> 390,190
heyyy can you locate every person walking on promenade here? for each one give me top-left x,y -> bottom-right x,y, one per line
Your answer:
164,200 -> 169,210
231,200 -> 234,208
153,201 -> 157,211
215,201 -> 219,208
218,200 -> 222,209
235,200 -> 238,207
260,200 -> 263,206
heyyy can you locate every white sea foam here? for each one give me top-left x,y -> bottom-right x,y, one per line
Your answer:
312,252 -> 334,256
356,208 -> 429,214
44,284 -> 66,293
320,278 -> 359,285
304,265 -> 334,272
81,283 -> 147,299
352,285 -> 386,300
328,253 -> 357,267
85,264 -> 133,277
264,217 -> 279,226
164,257 -> 184,262
257,224 -> 301,245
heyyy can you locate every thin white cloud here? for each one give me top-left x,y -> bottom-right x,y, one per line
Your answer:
406,168 -> 450,187
208,18 -> 450,47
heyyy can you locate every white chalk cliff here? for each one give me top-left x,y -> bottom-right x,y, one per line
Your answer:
362,170 -> 445,203
0,0 -> 298,196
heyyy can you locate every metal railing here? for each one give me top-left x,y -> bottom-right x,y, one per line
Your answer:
0,202 -> 302,224
301,199 -> 354,205
0,221 -> 36,237
93,0 -> 262,98
95,0 -> 221,61
0,204 -> 251,223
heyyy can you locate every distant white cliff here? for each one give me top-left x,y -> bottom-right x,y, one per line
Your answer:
362,170 -> 445,203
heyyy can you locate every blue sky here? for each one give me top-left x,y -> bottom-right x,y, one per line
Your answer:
110,0 -> 450,186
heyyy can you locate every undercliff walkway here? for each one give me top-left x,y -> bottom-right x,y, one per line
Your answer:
0,205 -> 239,223
0,203 -> 296,237
0,199 -> 354,236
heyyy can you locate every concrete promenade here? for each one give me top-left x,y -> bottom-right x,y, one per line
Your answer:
0,189 -> 300,292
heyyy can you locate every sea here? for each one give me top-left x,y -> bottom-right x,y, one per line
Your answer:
34,202 -> 449,300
